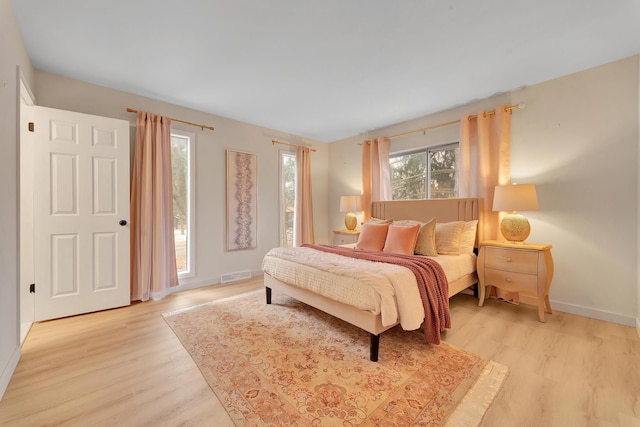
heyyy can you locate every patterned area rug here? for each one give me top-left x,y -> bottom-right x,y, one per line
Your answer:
163,290 -> 507,426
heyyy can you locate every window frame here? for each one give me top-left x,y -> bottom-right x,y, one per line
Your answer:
278,149 -> 296,248
171,128 -> 196,279
389,142 -> 459,200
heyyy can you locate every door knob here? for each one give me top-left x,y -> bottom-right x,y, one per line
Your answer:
119,220 -> 128,226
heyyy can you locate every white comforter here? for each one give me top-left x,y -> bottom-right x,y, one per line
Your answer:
262,246 -> 426,330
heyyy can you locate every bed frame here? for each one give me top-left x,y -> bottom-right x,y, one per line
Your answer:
265,198 -> 482,361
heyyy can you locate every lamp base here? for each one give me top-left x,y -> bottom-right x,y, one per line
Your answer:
500,213 -> 530,242
344,212 -> 357,231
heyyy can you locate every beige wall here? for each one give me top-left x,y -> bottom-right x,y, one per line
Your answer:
330,55 -> 640,326
34,71 -> 330,292
0,0 -> 35,398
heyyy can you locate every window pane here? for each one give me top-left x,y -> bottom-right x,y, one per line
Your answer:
171,134 -> 189,273
429,146 -> 458,199
280,153 -> 296,247
390,152 -> 427,200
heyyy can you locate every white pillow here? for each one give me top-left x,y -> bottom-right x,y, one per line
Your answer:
459,220 -> 479,254
435,221 -> 465,255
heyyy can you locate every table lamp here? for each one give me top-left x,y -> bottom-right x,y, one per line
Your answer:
339,195 -> 363,231
493,184 -> 539,242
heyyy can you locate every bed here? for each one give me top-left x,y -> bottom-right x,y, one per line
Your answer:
262,198 -> 482,361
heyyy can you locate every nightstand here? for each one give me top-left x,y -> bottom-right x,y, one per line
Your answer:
477,240 -> 554,322
332,229 -> 360,245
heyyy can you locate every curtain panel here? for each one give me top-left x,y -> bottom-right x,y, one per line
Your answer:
361,137 -> 392,221
130,111 -> 179,302
459,106 -> 511,243
294,146 -> 315,246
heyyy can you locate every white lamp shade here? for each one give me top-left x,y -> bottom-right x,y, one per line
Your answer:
493,184 -> 539,212
339,195 -> 363,213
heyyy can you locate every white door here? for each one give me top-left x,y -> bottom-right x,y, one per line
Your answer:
33,106 -> 130,321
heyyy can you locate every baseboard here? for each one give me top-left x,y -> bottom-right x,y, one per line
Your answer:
153,270 -> 264,300
20,321 -> 32,345
0,345 -> 21,401
548,299 -> 636,327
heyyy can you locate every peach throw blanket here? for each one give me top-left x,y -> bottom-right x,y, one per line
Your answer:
302,244 -> 451,344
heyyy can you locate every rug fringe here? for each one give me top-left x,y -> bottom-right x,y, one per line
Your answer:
443,360 -> 509,427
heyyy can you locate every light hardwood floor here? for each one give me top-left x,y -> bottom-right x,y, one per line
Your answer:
1,276 -> 639,426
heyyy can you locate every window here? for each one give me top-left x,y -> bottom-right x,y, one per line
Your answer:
171,129 -> 195,277
390,143 -> 459,200
279,151 -> 296,247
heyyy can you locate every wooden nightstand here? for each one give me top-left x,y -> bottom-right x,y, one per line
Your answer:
478,240 -> 554,322
332,229 -> 360,245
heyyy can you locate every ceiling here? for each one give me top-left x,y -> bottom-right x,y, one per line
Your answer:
11,0 -> 640,142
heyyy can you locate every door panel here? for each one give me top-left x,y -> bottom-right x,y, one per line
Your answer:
34,106 -> 130,321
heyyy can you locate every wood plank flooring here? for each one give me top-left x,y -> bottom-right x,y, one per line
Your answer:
1,276 -> 639,426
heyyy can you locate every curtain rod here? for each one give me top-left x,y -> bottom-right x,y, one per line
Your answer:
126,108 -> 215,131
272,139 -> 317,152
387,103 -> 523,140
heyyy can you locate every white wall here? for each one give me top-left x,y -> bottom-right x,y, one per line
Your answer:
637,54 -> 640,336
329,55 -> 640,326
0,0 -> 35,399
34,71 -> 330,293
510,56 -> 638,325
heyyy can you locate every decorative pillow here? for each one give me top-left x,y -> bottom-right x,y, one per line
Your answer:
383,224 -> 421,255
395,218 -> 437,256
355,223 -> 390,251
435,221 -> 465,255
365,217 -> 393,224
459,220 -> 479,254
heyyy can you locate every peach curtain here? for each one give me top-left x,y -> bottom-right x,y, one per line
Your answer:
361,137 -> 392,221
294,146 -> 315,246
130,111 -> 179,302
459,106 -> 511,243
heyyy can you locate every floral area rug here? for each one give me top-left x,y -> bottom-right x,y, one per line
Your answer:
163,290 -> 507,426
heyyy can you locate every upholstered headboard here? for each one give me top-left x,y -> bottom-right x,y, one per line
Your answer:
371,198 -> 484,244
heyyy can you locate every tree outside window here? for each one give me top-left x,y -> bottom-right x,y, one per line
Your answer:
280,152 -> 296,247
171,131 -> 195,276
390,143 -> 458,200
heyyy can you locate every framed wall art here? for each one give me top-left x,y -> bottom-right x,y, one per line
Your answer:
226,149 -> 258,250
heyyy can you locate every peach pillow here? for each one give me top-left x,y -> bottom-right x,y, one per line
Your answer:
355,223 -> 390,251
383,224 -> 421,255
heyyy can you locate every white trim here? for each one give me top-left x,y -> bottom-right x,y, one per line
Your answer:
18,70 -> 35,347
18,68 -> 35,106
550,299 -> 637,327
0,345 -> 20,400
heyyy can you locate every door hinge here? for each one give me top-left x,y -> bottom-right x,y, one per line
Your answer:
29,283 -> 35,293
28,122 -> 34,132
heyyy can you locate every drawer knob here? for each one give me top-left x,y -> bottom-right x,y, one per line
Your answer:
506,258 -> 512,262
506,277 -> 512,283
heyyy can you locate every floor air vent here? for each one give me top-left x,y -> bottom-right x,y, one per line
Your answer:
220,270 -> 251,284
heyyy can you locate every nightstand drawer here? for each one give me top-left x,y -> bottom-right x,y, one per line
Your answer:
484,247 -> 538,274
334,235 -> 357,244
332,230 -> 360,245
484,268 -> 538,295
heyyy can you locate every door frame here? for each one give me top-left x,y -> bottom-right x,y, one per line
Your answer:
18,69 -> 36,345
